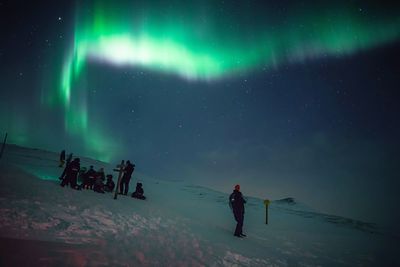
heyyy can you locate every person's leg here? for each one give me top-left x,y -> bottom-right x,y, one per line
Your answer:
238,214 -> 244,235
61,175 -> 70,187
124,179 -> 130,195
119,178 -> 125,194
70,173 -> 77,188
234,213 -> 241,236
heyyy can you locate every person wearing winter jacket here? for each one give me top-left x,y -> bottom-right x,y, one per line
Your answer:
61,158 -> 80,189
59,152 -> 73,180
229,184 -> 246,237
131,182 -> 146,200
93,168 -> 105,193
120,161 -> 135,195
84,165 -> 96,190
104,175 -> 115,192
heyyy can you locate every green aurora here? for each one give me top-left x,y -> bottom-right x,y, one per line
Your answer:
53,1 -> 399,160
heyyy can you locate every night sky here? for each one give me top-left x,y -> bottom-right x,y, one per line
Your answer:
1,1 -> 399,226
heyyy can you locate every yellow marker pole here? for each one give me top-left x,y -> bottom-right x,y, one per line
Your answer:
264,199 -> 270,224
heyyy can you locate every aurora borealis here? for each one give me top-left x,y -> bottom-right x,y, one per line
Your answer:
1,1 -> 400,226
56,0 -> 400,156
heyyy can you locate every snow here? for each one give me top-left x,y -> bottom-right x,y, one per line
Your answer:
0,144 -> 399,266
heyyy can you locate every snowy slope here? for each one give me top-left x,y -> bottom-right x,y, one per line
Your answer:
0,144 -> 399,266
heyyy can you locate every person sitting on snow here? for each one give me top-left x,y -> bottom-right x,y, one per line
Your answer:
104,174 -> 115,192
80,166 -> 90,189
93,167 -> 105,193
131,182 -> 146,200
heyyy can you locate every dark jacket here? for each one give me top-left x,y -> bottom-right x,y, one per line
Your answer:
86,168 -> 96,180
229,190 -> 246,214
123,163 -> 134,179
132,183 -> 145,199
68,159 -> 80,174
105,179 -> 115,191
95,171 -> 105,184
134,183 -> 144,196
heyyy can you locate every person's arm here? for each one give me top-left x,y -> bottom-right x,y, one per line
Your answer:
229,194 -> 234,210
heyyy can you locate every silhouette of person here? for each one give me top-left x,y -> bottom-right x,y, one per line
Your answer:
120,160 -> 135,195
85,165 -> 96,190
93,167 -> 105,193
61,158 -> 80,188
104,175 -> 115,192
131,182 -> 146,200
59,152 -> 73,180
229,184 -> 246,237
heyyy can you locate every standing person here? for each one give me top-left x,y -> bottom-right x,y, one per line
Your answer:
229,184 -> 247,238
81,167 -> 90,189
120,161 -> 135,195
69,158 -> 80,189
59,150 -> 66,167
59,152 -> 73,180
86,165 -> 96,190
61,158 -> 80,188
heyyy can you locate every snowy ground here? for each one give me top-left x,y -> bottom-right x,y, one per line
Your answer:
0,144 -> 398,266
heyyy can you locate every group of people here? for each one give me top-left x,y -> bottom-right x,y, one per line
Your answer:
59,150 -> 245,237
58,150 -> 145,199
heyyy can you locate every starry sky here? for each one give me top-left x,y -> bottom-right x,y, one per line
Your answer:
1,0 -> 399,226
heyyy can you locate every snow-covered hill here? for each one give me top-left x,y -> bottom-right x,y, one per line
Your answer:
0,144 -> 398,266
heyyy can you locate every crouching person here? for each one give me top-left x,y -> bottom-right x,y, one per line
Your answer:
131,182 -> 146,200
104,175 -> 115,192
93,168 -> 105,193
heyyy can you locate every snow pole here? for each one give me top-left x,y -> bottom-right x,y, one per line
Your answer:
113,160 -> 125,200
264,199 -> 270,224
0,132 -> 7,160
